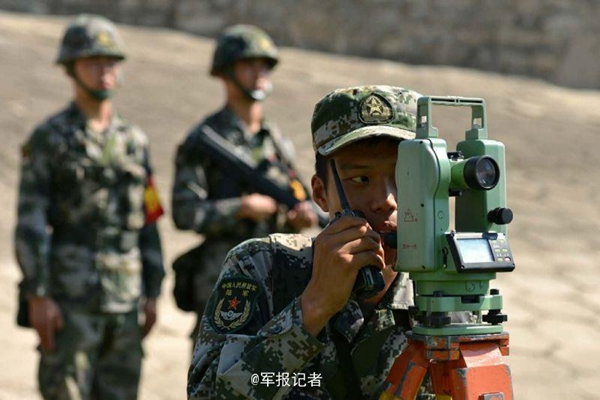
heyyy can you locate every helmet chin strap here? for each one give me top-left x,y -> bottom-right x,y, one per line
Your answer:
67,63 -> 114,101
225,69 -> 272,102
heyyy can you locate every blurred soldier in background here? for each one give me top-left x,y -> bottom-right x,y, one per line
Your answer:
14,14 -> 165,400
171,24 -> 320,349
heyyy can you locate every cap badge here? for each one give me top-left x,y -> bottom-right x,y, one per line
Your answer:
96,31 -> 114,47
359,94 -> 393,124
258,36 -> 272,51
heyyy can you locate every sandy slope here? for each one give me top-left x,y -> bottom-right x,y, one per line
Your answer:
1,11 -> 599,399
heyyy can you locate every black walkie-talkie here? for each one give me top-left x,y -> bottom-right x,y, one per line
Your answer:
329,159 -> 385,301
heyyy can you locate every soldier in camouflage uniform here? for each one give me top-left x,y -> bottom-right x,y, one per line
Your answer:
15,15 -> 165,400
188,85 -> 430,399
172,24 -> 318,345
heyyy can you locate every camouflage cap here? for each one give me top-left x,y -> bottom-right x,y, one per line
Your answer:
56,14 -> 126,64
210,24 -> 278,76
311,85 -> 421,156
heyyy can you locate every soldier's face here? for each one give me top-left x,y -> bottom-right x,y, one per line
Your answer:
312,140 -> 399,266
73,56 -> 121,91
231,58 -> 272,93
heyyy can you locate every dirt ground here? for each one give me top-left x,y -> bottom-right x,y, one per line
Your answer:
1,11 -> 599,400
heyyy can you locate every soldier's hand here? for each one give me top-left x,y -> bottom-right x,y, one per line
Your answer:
286,201 -> 318,230
28,296 -> 64,352
300,215 -> 385,337
141,297 -> 157,339
239,193 -> 278,221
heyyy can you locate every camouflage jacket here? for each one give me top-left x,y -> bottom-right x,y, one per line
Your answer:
172,106 -> 301,243
188,233 -> 414,399
15,102 -> 165,313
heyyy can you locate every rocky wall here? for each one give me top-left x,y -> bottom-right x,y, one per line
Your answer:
2,0 -> 598,89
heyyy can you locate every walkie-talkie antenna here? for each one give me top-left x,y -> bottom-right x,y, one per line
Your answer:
330,159 -> 351,211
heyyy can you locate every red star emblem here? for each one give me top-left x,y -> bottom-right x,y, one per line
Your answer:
228,296 -> 241,310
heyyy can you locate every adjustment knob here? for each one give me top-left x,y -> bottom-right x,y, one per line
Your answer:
488,207 -> 513,225
483,309 -> 508,325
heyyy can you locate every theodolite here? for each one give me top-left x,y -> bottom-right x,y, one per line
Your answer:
395,96 -> 514,335
380,96 -> 515,400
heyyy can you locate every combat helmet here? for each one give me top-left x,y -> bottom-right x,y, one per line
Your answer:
210,24 -> 278,77
56,14 -> 126,65
210,25 -> 278,101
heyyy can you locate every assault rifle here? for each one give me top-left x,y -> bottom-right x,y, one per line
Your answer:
196,125 -> 328,228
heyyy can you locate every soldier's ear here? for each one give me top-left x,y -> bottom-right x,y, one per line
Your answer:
311,174 -> 329,213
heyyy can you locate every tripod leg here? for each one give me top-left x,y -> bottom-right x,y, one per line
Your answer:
429,361 -> 455,398
379,341 -> 429,400
448,342 -> 513,400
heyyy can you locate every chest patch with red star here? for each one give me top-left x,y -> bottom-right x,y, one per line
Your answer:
210,276 -> 262,333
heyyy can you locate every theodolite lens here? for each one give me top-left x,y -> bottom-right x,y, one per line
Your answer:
464,156 -> 500,190
476,158 -> 497,187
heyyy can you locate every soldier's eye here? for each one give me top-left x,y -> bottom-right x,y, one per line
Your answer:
350,176 -> 369,184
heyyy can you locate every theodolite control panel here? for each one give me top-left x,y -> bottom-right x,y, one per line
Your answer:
446,232 -> 515,273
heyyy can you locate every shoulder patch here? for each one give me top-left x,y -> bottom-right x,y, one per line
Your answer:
144,174 -> 164,224
209,276 -> 262,333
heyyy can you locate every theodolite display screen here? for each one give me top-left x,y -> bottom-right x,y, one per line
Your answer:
446,232 -> 515,273
457,238 -> 494,263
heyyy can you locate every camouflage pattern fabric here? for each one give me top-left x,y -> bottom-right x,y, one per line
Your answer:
16,102 -> 165,309
38,305 -> 142,400
15,102 -> 165,399
311,85 -> 420,156
172,107 -> 300,340
210,24 -> 278,76
188,234 -> 415,399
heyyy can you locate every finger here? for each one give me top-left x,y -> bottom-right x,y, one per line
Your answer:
341,235 -> 383,255
47,322 -> 56,351
40,321 -> 54,351
325,222 -> 380,247
348,251 -> 386,272
297,218 -> 312,229
142,322 -> 151,338
302,215 -> 314,227
298,207 -> 314,220
324,215 -> 369,235
296,202 -> 311,213
267,196 -> 278,208
286,209 -> 297,221
29,314 -> 41,331
362,227 -> 382,243
143,316 -> 156,338
263,194 -> 276,202
293,207 -> 310,220
54,310 -> 64,331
